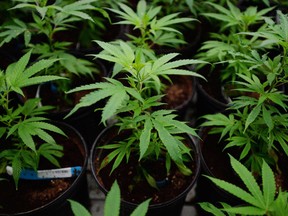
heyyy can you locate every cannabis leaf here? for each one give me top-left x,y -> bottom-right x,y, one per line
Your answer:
68,200 -> 91,216
66,78 -> 143,123
202,1 -> 273,32
104,181 -> 121,216
4,50 -> 66,96
200,155 -> 287,216
0,19 -> 28,46
109,0 -> 196,48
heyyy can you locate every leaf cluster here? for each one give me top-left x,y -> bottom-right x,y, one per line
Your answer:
202,72 -> 288,174
197,1 -> 273,82
0,50 -> 66,188
109,0 -> 196,52
199,155 -> 288,216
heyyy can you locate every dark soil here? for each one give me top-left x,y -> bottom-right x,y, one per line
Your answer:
162,75 -> 194,110
0,123 -> 86,214
92,127 -> 199,205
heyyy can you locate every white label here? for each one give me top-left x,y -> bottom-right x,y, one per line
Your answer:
37,167 -> 73,178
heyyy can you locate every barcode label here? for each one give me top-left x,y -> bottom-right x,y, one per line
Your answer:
38,168 -> 73,178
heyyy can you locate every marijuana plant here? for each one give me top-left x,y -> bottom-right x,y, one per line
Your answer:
241,10 -> 288,57
66,40 -> 205,188
201,71 -> 288,175
109,0 -> 196,55
197,0 -> 273,82
0,50 -> 66,188
199,155 -> 288,216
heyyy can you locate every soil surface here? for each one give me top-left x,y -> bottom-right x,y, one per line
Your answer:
92,127 -> 199,205
162,75 -> 194,110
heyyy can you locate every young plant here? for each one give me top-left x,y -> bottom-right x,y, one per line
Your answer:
197,0 -> 273,82
199,155 -> 288,216
69,181 -> 150,216
0,50 -> 66,188
109,0 -> 197,55
201,71 -> 288,175
66,40 -> 205,188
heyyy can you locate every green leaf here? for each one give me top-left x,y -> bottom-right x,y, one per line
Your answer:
0,19 -> 27,46
6,50 -> 32,88
245,105 -> 261,132
206,175 -> 260,208
139,117 -> 152,160
199,202 -> 227,216
262,106 -> 274,132
262,160 -> 276,209
229,155 -> 265,209
130,199 -> 150,216
38,145 -> 63,168
18,124 -> 36,152
22,59 -> 59,79
102,90 -> 128,123
12,157 -> 22,190
35,6 -> 48,19
119,40 -> 135,63
142,168 -> 158,190
153,119 -> 182,164
223,206 -> 266,215
104,181 -> 121,216
68,200 -> 91,216
0,127 -> 6,139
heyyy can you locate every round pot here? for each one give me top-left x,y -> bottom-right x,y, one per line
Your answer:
194,127 -> 245,215
90,125 -> 201,216
0,121 -> 89,216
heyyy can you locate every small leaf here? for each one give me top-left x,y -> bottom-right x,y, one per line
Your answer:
153,119 -> 182,164
12,157 -> 22,190
139,118 -> 152,160
262,106 -> 274,132
18,124 -> 36,152
102,90 -> 128,123
245,105 -> 261,132
68,200 -> 91,216
130,199 -> 151,216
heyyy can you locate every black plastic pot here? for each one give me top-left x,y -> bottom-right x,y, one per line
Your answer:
194,127 -> 243,215
194,66 -> 230,127
90,125 -> 201,216
0,122 -> 89,216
